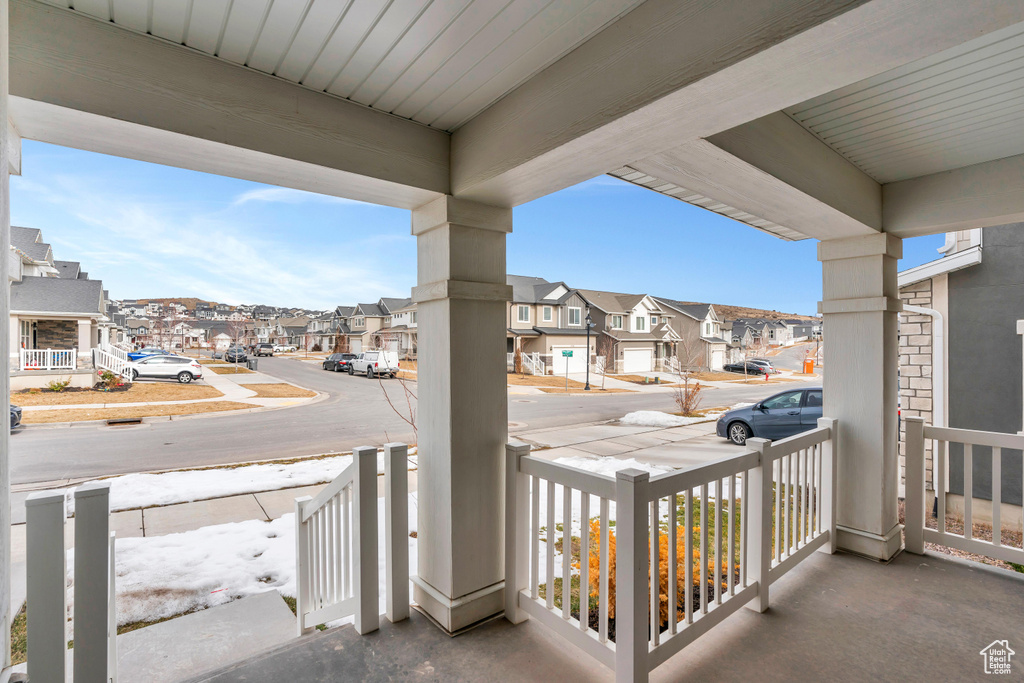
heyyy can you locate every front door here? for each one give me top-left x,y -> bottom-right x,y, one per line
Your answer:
751,390 -> 805,439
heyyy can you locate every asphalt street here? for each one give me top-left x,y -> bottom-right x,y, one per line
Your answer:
10,352 -> 820,484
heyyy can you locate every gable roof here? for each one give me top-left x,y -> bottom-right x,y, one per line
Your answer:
10,226 -> 53,263
379,297 -> 413,313
577,289 -> 664,315
335,305 -> 356,317
53,260 -> 82,279
11,276 -> 104,316
355,303 -> 387,317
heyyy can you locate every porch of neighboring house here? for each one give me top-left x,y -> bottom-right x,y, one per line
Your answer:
7,1 -> 1024,682
9,316 -> 97,389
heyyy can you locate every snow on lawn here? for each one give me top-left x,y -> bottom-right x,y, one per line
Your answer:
66,449 -> 417,514
69,494 -> 419,627
619,411 -> 713,428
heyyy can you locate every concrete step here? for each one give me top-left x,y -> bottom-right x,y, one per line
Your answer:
117,591 -> 297,683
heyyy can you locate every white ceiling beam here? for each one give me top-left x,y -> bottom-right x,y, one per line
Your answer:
450,0 -> 1024,207
882,153 -> 1024,238
8,0 -> 449,209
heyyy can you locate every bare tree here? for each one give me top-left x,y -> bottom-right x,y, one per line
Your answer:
596,335 -> 617,390
370,331 -> 417,437
672,335 -> 706,416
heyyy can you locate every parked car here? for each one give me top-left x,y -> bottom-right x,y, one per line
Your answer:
129,355 -> 204,383
224,346 -> 248,363
716,387 -> 823,445
723,361 -> 769,375
127,347 -> 172,362
323,353 -> 357,372
254,343 -> 275,357
10,404 -> 21,429
274,344 -> 297,353
749,358 -> 781,374
349,350 -> 399,378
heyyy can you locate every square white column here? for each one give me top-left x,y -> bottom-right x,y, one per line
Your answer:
411,196 -> 513,632
819,233 -> 903,561
0,0 -> 11,666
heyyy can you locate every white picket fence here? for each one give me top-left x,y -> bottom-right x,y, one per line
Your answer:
94,346 -> 134,382
904,417 -> 1024,564
26,482 -> 118,682
295,444 -> 410,636
19,347 -> 77,371
505,419 -> 836,682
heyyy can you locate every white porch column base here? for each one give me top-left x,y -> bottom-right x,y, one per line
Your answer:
819,233 -> 903,562
412,195 -> 512,633
835,524 -> 902,561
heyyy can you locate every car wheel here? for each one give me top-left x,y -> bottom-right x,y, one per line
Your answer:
728,422 -> 750,446
130,369 -> 139,381
177,372 -> 193,384
335,364 -> 343,372
323,363 -> 328,370
367,367 -> 375,379
348,365 -> 354,375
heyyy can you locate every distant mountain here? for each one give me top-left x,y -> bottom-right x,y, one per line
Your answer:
679,302 -> 819,322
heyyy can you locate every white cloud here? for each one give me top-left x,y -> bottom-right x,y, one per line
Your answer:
231,186 -> 369,207
13,175 -> 411,309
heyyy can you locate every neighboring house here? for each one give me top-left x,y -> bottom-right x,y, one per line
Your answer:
654,298 -> 729,371
894,226 -> 1019,525
506,275 -> 595,375
307,312 -> 337,350
8,226 -> 108,388
379,297 -> 417,359
125,318 -> 151,346
273,316 -> 311,347
576,288 -> 679,374
343,303 -> 388,354
727,318 -> 792,348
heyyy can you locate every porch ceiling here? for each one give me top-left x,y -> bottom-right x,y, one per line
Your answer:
34,0 -> 644,133
785,22 -> 1024,184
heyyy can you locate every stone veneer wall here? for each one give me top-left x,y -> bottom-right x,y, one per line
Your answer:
899,280 -> 934,491
34,320 -> 78,349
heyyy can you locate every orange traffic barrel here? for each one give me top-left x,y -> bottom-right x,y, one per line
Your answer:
803,358 -> 815,374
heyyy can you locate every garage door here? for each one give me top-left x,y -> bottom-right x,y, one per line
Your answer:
711,350 -> 725,371
623,348 -> 653,373
350,339 -> 362,353
552,346 -> 587,374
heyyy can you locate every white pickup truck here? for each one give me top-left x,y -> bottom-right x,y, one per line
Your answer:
349,350 -> 400,379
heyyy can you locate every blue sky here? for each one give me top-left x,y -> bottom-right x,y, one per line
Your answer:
12,141 -> 943,315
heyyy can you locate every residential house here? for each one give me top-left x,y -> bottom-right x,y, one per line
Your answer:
273,315 -> 312,348
343,303 -> 388,353
506,275 -> 595,375
728,318 -> 793,348
576,288 -> 680,374
8,226 -> 109,388
379,297 -> 417,359
125,318 -> 151,346
307,312 -> 337,351
653,298 -> 729,371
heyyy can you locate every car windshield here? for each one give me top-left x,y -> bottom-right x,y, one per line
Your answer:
763,391 -> 803,410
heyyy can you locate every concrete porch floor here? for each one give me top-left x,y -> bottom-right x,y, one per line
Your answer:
188,551 -> 1024,682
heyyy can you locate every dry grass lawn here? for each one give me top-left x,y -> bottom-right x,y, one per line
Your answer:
508,373 -> 587,389
239,383 -> 316,398
728,376 -> 799,384
538,386 -> 634,394
692,371 -> 745,382
209,366 -> 255,375
23,401 -> 254,424
12,383 -> 222,406
609,374 -> 675,385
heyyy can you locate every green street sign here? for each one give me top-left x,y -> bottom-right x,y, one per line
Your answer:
562,350 -> 573,357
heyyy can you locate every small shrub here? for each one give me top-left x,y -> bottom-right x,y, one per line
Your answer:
46,376 -> 72,392
97,370 -> 123,391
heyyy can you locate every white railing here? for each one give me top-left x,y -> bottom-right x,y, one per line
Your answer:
505,418 -> 836,682
102,343 -> 130,364
523,352 -> 546,376
93,347 -> 134,383
294,444 -> 409,636
905,418 -> 1024,565
26,482 -> 118,682
19,347 -> 77,371
658,356 -> 680,374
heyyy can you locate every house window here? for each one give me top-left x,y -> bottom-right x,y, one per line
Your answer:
704,322 -> 711,336
635,316 -> 645,331
612,315 -> 623,329
542,306 -> 552,323
568,307 -> 582,326
651,315 -> 658,327
517,305 -> 530,323
20,320 -> 32,349
410,312 -> 417,324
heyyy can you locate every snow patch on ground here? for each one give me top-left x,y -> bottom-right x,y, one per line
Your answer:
619,411 -> 712,428
67,449 -> 417,514
72,494 -> 419,627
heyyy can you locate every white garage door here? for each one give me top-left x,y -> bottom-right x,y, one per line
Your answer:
350,339 -> 362,353
552,346 -> 587,374
711,350 -> 725,371
623,348 -> 653,373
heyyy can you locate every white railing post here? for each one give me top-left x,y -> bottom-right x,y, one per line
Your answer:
817,417 -> 838,554
26,490 -> 67,683
384,443 -> 409,623
294,495 -> 313,636
352,446 -> 380,635
109,530 -> 118,683
745,438 -> 772,614
74,481 -> 113,683
904,416 -> 926,554
45,348 -> 52,370
615,468 -> 650,683
504,442 -> 531,624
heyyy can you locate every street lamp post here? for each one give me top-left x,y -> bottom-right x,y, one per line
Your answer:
585,307 -> 593,391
